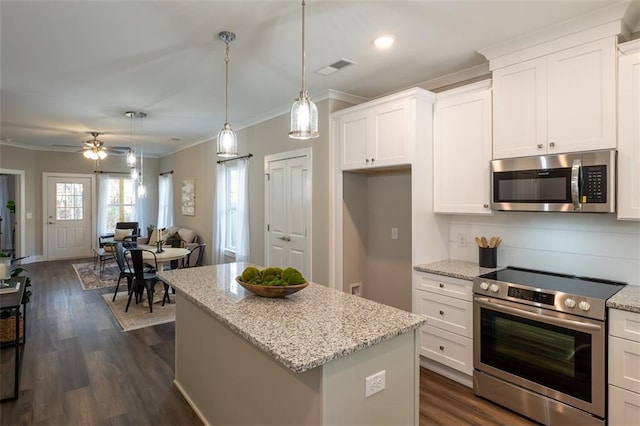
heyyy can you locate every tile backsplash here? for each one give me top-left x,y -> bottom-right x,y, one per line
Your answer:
448,212 -> 640,285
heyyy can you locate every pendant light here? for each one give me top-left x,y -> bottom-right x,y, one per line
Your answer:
126,149 -> 136,167
289,0 -> 318,140
125,111 -> 147,198
217,31 -> 238,157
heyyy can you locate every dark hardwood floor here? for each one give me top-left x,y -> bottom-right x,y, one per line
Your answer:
1,258 -> 537,425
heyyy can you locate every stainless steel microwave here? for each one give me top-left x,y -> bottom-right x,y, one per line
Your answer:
491,149 -> 616,213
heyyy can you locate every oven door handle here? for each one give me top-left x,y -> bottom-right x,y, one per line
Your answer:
475,297 -> 602,333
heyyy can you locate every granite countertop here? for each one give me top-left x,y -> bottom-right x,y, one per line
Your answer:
414,259 -> 501,281
157,262 -> 427,373
607,285 -> 640,314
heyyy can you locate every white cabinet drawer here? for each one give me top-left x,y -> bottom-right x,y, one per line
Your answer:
419,325 -> 472,375
609,336 -> 640,393
609,385 -> 640,426
415,290 -> 472,338
414,272 -> 472,301
610,309 -> 640,343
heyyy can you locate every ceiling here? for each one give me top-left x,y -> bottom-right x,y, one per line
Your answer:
1,0 -> 638,157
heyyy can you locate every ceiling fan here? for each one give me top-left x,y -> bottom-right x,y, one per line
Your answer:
54,132 -> 130,160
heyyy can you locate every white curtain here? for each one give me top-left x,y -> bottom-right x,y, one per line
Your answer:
157,174 -> 173,229
96,173 -> 110,235
235,158 -> 250,261
214,164 -> 227,264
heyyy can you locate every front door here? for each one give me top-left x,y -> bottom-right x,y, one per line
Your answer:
265,149 -> 311,280
45,175 -> 93,260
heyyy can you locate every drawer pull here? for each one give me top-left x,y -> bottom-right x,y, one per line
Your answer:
439,345 -> 445,351
439,310 -> 444,315
439,283 -> 445,288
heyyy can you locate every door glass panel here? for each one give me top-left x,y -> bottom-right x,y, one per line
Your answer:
55,183 -> 84,220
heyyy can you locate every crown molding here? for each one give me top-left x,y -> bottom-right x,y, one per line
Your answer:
479,1 -> 631,68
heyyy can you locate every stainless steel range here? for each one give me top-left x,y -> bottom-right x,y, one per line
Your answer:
473,267 -> 626,426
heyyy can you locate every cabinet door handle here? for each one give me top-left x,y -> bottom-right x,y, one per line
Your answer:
371,158 -> 375,163
365,158 -> 370,163
439,345 -> 445,351
483,203 -> 489,209
439,283 -> 445,288
549,142 -> 556,148
537,144 -> 544,149
439,310 -> 445,315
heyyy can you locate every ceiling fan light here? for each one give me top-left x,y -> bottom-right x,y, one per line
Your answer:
98,149 -> 107,160
217,123 -> 238,157
83,150 -> 93,159
289,90 -> 319,140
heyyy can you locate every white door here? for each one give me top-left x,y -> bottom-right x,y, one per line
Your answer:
265,150 -> 311,279
45,175 -> 93,260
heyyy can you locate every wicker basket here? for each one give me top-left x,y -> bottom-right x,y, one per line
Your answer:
0,314 -> 24,345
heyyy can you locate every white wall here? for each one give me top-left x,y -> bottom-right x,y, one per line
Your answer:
447,212 -> 640,285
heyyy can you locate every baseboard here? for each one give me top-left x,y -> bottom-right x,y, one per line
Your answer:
420,356 -> 473,388
173,379 -> 210,426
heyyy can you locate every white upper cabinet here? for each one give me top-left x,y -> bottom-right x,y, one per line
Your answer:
617,39 -> 640,221
493,37 -> 617,159
433,80 -> 493,215
335,90 -> 422,171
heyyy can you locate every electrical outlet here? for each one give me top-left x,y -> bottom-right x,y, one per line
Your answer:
457,233 -> 467,247
391,228 -> 398,240
365,370 -> 386,398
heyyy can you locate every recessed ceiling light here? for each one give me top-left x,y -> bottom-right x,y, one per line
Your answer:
374,35 -> 395,49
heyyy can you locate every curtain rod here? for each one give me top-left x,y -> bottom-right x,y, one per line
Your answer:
159,170 -> 174,176
216,153 -> 253,164
94,170 -> 130,175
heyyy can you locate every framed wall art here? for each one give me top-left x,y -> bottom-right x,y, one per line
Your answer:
181,179 -> 195,216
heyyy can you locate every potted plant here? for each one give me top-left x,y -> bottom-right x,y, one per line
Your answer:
0,253 -> 31,344
147,224 -> 156,239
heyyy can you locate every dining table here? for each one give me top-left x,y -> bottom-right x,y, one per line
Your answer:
138,246 -> 190,271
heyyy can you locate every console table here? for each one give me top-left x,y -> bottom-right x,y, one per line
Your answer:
0,276 -> 26,402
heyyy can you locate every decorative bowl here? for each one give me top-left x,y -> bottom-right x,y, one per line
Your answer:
235,277 -> 308,298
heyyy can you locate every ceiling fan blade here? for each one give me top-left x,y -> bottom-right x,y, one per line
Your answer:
52,144 -> 82,149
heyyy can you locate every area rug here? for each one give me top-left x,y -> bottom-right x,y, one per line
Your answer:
102,292 -> 175,332
72,262 -> 119,290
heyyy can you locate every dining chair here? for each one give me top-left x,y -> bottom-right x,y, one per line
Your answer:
112,243 -> 135,301
182,243 -> 206,268
124,249 -> 168,313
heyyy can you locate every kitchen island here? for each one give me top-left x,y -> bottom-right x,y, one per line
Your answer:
157,262 -> 427,426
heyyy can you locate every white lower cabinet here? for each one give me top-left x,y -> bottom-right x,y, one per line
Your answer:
608,308 -> 640,425
414,271 -> 473,382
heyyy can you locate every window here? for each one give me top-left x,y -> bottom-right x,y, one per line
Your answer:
105,178 -> 137,230
224,165 -> 239,254
56,183 -> 84,220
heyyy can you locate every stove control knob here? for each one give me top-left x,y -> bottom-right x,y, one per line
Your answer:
479,281 -> 490,291
564,298 -> 577,309
489,283 -> 500,293
578,300 -> 591,312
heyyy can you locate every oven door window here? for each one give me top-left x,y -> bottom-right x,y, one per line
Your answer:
480,307 -> 592,402
493,168 -> 572,203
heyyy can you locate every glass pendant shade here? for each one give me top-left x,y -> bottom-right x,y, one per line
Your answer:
217,123 -> 238,157
97,150 -> 107,160
83,150 -> 93,159
126,149 -> 136,167
130,167 -> 138,180
289,90 -> 319,139
138,182 -> 147,198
